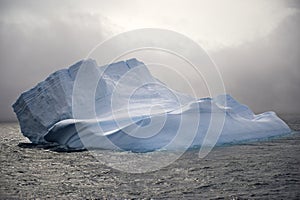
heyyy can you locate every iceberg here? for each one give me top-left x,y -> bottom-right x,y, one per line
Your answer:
13,59 -> 291,152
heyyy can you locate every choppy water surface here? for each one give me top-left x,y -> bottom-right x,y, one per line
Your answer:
1,115 -> 299,199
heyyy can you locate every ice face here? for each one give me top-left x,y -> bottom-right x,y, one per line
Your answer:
12,59 -> 291,152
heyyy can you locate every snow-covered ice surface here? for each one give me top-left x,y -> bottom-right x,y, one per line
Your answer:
12,59 -> 291,152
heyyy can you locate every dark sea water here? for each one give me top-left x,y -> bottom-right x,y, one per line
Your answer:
0,115 -> 299,199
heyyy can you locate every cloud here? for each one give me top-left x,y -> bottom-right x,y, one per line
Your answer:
94,0 -> 298,51
0,0 -> 114,121
0,0 -> 299,121
212,12 -> 300,114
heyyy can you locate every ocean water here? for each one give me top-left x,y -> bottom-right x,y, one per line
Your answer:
0,115 -> 299,199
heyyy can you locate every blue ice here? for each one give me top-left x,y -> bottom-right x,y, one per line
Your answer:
13,59 -> 291,152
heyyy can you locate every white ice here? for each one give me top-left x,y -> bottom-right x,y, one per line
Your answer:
13,59 -> 291,152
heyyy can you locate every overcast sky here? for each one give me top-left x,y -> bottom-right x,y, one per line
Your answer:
0,0 -> 299,121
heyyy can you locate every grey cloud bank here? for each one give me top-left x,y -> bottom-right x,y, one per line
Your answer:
0,0 -> 300,121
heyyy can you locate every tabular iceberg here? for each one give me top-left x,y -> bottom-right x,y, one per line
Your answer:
13,59 -> 291,152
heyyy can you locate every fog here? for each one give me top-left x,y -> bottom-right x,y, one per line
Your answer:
0,0 -> 299,121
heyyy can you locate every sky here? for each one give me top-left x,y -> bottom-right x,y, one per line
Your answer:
0,0 -> 299,121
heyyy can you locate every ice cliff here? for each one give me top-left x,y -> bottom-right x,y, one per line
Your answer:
12,59 -> 291,152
